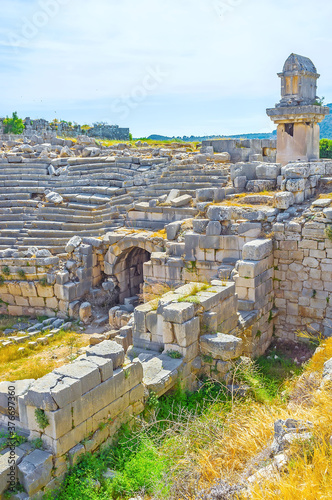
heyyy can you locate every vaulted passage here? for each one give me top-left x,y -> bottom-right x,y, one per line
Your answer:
113,247 -> 151,303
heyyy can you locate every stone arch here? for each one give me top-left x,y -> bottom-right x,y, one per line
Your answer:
113,246 -> 151,302
104,233 -> 164,303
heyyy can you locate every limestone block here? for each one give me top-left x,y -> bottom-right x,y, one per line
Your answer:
242,239 -> 273,261
163,302 -> 195,324
285,178 -> 305,192
202,311 -> 218,333
207,205 -> 233,221
192,219 -> 209,234
200,333 -> 243,361
128,383 -> 144,404
65,235 -> 82,253
283,163 -> 310,178
7,282 -> 22,295
293,191 -> 305,203
173,317 -> 200,347
213,152 -> 230,162
8,305 -> 23,315
230,162 -> 257,181
45,191 -> 63,204
206,221 -> 221,236
15,296 -> 29,307
26,404 -> 72,439
20,282 -> 37,297
246,180 -> 276,192
18,450 -> 53,497
273,192 -> 295,210
166,221 -> 181,241
86,340 -> 125,369
171,194 -> 192,207
79,302 -> 91,323
29,297 -> 45,307
256,163 -> 281,180
164,341 -> 199,362
46,297 -> 58,309
234,175 -> 247,188
54,360 -> 101,395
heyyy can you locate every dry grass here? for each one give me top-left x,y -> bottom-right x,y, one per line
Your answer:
150,229 -> 167,239
140,282 -> 174,303
0,330 -> 90,382
158,339 -> 332,499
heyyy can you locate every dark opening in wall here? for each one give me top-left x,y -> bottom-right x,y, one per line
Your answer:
285,123 -> 294,137
113,247 -> 151,303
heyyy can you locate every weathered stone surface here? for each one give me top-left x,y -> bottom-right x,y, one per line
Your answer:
166,222 -> 181,241
54,360 -> 101,395
171,194 -> 192,207
45,191 -> 63,204
65,235 -> 82,253
242,239 -> 273,261
79,302 -> 91,323
274,192 -> 295,209
163,302 -> 195,324
86,340 -> 125,369
256,164 -> 281,179
18,450 -> 53,497
200,333 -> 243,361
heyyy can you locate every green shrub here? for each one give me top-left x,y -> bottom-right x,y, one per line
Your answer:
2,266 -> 10,276
166,350 -> 182,359
3,112 -> 24,135
35,409 -> 49,430
17,269 -> 26,279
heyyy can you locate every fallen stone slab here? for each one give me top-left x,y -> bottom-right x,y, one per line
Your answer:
171,194 -> 192,207
200,333 -> 243,361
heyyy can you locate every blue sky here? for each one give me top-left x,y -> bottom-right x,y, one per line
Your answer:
1,0 -> 332,137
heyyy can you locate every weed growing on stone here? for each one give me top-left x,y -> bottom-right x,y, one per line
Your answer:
166,350 -> 182,359
35,409 -> 49,430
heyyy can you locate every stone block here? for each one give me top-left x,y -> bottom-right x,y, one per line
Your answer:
273,192 -> 295,210
283,163 -> 310,178
256,163 -> 281,180
192,219 -> 209,234
173,317 -> 200,347
20,282 -> 37,297
79,302 -> 91,323
234,175 -> 247,189
18,450 -> 53,497
162,302 -> 195,324
171,194 -> 192,207
200,332 -> 243,360
285,178 -> 306,192
54,359 -> 101,395
206,221 -> 221,236
242,239 -> 273,261
86,340 -> 125,369
166,221 -> 181,241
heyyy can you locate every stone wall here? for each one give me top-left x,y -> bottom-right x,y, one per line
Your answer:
0,341 -> 144,498
273,217 -> 332,339
201,138 -> 277,163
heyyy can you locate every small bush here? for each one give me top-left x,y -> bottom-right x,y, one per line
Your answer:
17,269 -> 26,279
166,350 -> 182,359
2,266 -> 10,276
35,408 -> 49,430
39,277 -> 48,287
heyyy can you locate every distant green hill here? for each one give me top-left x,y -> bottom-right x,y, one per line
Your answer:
147,131 -> 277,142
320,103 -> 332,139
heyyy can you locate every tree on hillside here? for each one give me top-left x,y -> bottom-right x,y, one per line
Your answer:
3,112 -> 25,134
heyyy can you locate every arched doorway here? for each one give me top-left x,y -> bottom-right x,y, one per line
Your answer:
113,247 -> 151,303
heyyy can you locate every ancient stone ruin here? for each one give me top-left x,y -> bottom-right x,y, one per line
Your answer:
0,53 -> 331,497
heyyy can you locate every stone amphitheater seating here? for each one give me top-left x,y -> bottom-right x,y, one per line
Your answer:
0,156 -> 229,253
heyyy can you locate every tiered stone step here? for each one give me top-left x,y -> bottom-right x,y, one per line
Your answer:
127,348 -> 183,397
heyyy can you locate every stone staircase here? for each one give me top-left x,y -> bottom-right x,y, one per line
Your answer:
0,157 -> 230,253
